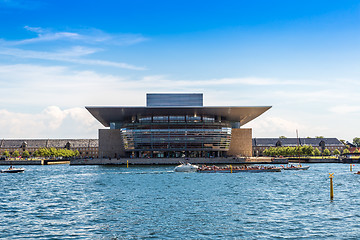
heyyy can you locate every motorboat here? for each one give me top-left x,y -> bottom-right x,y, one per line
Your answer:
174,162 -> 198,172
1,167 -> 25,173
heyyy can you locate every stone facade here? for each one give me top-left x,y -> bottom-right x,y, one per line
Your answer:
98,129 -> 125,158
227,128 -> 253,157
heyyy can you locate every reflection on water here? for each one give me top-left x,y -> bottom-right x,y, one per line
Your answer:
1,164 -> 360,239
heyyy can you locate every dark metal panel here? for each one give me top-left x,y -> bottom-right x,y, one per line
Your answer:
147,93 -> 203,107
85,106 -> 271,127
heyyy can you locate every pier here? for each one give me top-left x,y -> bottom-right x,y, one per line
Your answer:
0,159 -> 70,165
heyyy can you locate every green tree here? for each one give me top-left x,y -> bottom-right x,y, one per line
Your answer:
265,147 -> 277,157
343,149 -> 350,154
263,148 -> 269,156
353,137 -> 360,147
32,150 -> 40,157
22,150 -> 30,158
279,136 -> 287,139
276,147 -> 284,156
333,149 -> 340,155
354,148 -> 360,154
290,147 -> 297,156
301,145 -> 314,156
314,148 -> 321,156
42,148 -> 51,157
49,148 -> 57,157
12,150 -> 20,157
323,149 -> 331,156
267,147 -> 275,156
3,150 -> 10,157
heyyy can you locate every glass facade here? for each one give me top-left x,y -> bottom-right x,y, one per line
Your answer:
111,115 -> 232,157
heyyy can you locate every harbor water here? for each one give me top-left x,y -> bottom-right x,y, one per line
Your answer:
1,164 -> 360,239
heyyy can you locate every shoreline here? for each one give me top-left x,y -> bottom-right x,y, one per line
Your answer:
0,157 -> 348,165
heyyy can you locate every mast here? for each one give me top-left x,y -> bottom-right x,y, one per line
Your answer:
296,130 -> 301,165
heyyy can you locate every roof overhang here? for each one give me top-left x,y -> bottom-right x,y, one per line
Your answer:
86,106 -> 271,127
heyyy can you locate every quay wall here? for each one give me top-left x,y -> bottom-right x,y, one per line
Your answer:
0,160 -> 42,165
0,160 -> 70,165
288,158 -> 341,163
69,157 -> 281,165
0,157 -> 343,165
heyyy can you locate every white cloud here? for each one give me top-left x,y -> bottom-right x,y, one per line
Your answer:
1,26 -> 148,46
0,106 -> 103,138
0,46 -> 146,70
0,63 -> 358,140
0,26 -> 148,70
0,64 -> 355,109
329,105 -> 360,114
245,116 -> 304,136
245,115 -> 329,139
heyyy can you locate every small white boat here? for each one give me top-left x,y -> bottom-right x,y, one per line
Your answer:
1,167 -> 25,173
174,163 -> 198,172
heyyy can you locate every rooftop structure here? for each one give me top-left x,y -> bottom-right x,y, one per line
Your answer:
146,93 -> 203,107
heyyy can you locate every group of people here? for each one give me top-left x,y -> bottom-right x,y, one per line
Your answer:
197,164 -> 277,172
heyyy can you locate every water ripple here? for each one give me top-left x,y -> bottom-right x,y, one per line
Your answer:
1,164 -> 360,239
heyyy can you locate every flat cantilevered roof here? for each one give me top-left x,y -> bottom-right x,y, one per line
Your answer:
86,106 -> 271,127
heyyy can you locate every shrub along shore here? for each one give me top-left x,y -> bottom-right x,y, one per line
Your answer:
1,147 -> 80,159
262,145 -> 347,157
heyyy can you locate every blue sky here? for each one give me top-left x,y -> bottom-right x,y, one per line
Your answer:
0,0 -> 359,141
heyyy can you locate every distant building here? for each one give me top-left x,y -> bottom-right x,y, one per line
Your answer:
252,138 -> 346,156
348,147 -> 360,153
0,139 -> 98,158
86,93 -> 271,158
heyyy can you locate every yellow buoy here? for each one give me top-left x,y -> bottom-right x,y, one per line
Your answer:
127,160 -> 129,168
329,173 -> 334,200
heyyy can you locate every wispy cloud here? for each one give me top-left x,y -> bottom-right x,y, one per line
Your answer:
0,47 -> 146,70
134,76 -> 316,89
0,64 -> 344,108
1,26 -> 148,46
0,26 -> 148,70
0,63 -> 358,140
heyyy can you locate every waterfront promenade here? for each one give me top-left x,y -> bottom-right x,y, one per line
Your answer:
0,156 -> 345,165
0,157 -> 271,165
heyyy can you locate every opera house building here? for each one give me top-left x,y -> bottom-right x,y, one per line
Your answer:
86,93 -> 270,158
